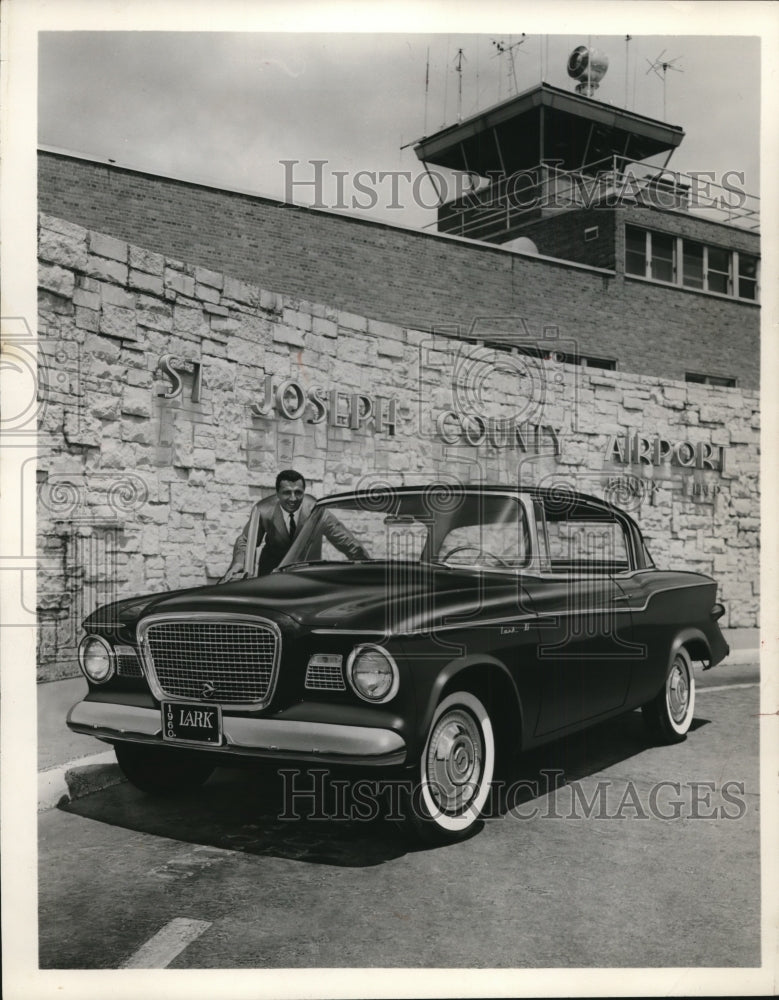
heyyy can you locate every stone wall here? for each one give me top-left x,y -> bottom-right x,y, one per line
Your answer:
37,212 -> 760,681
38,150 -> 760,389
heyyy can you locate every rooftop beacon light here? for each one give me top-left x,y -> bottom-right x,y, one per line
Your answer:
567,45 -> 609,97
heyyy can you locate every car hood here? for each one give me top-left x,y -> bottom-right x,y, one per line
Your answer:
84,563 -> 523,635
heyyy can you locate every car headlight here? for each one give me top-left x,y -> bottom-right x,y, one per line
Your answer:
78,634 -> 115,683
346,644 -> 399,703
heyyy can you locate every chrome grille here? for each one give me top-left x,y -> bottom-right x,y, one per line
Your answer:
305,661 -> 346,691
138,616 -> 280,708
115,646 -> 143,677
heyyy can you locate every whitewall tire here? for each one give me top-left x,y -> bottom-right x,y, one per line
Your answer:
642,648 -> 696,744
410,691 -> 495,843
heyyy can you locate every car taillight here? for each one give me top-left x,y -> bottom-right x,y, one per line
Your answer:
711,603 -> 725,621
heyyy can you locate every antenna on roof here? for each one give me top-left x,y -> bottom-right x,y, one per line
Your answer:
624,35 -> 632,108
645,50 -> 683,120
454,48 -> 467,122
424,46 -> 430,135
492,35 -> 526,97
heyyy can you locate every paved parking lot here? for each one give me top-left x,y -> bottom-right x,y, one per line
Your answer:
38,680 -> 760,970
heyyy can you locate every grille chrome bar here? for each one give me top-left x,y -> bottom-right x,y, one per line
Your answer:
137,613 -> 282,710
115,645 -> 143,678
305,661 -> 346,691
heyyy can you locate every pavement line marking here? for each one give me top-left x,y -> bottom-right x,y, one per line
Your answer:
697,682 -> 759,693
119,918 -> 212,969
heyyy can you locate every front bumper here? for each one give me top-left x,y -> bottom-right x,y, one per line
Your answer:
67,699 -> 407,767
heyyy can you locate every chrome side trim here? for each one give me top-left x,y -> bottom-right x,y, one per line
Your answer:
67,700 -> 406,761
311,616 -> 538,637
311,581 -> 713,636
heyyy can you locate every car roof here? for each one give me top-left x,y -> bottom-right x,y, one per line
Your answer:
316,484 -> 633,520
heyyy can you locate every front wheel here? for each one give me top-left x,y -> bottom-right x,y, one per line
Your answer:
642,648 -> 696,744
406,691 -> 495,844
115,743 -> 215,795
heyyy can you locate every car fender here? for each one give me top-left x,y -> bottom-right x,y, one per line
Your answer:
415,654 -> 524,755
668,627 -> 711,676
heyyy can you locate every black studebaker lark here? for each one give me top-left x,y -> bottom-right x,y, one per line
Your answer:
69,485 -> 729,842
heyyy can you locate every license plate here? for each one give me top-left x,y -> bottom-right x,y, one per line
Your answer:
162,702 -> 222,746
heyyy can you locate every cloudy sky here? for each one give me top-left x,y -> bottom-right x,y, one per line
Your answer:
38,30 -> 761,230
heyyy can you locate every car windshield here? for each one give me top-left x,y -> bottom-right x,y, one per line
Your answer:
278,490 -> 530,571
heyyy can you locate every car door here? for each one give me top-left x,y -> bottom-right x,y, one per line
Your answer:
524,498 -> 642,737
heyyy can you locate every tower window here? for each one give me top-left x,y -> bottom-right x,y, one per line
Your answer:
626,225 -> 758,302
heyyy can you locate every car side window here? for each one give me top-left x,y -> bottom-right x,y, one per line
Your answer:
543,505 -> 631,573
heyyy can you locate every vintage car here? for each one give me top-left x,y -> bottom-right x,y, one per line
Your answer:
68,484 -> 729,842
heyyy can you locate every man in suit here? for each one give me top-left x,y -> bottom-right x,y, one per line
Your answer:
219,469 -> 367,582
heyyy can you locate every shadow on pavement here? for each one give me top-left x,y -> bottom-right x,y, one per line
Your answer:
491,709 -> 711,817
61,708 -> 711,867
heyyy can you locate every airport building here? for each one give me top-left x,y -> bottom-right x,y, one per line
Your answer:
34,67 -> 759,680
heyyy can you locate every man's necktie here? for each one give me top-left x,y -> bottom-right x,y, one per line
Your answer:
288,513 -> 296,539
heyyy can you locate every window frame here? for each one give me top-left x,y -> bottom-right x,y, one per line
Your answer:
535,499 -> 638,577
685,372 -> 737,388
624,224 -> 759,302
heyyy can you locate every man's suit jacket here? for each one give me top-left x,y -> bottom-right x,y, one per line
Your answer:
232,493 -> 367,575
232,493 -> 317,576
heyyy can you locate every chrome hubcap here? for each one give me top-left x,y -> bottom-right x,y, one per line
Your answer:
426,709 -> 483,815
667,659 -> 690,723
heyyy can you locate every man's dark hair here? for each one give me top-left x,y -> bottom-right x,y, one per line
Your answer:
275,469 -> 306,491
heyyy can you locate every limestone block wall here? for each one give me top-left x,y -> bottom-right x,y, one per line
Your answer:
37,212 -> 760,680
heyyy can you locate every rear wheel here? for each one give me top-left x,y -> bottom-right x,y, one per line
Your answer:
115,743 -> 215,795
642,648 -> 695,744
406,691 -> 495,844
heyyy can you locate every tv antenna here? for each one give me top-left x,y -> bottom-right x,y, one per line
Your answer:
645,50 -> 683,119
454,47 -> 467,122
492,35 -> 526,97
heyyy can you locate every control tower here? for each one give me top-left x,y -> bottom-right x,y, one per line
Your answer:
412,78 -> 686,245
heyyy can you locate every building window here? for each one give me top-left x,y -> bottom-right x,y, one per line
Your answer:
651,231 -> 676,283
737,253 -> 759,301
706,246 -> 731,295
682,241 -> 704,289
685,372 -> 737,387
625,226 -> 648,277
625,225 -> 759,302
514,346 -> 616,370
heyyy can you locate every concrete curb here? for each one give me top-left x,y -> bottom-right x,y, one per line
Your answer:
37,751 -> 125,813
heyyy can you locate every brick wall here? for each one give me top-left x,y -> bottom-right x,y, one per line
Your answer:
514,208 -> 617,270
38,150 -> 760,389
37,212 -> 760,680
